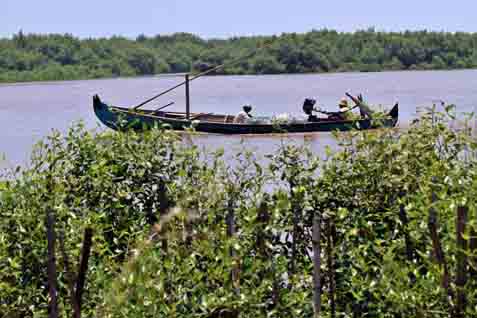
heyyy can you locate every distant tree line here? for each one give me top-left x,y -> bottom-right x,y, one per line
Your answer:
1,28 -> 477,82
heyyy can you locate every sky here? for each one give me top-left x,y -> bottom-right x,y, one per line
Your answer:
2,0 -> 476,39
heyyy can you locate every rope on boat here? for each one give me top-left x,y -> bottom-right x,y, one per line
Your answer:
133,40 -> 276,110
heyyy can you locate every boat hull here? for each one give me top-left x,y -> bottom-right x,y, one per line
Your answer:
93,95 -> 398,134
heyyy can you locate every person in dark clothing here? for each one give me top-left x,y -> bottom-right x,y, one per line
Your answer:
303,98 -> 319,122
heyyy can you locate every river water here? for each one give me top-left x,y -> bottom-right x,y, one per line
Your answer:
2,70 -> 477,168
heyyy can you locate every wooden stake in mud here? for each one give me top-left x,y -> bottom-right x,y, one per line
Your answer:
227,199 -> 240,294
75,228 -> 93,312
427,190 -> 453,303
399,201 -> 414,262
46,210 -> 58,318
326,218 -> 336,318
398,195 -> 417,285
256,198 -> 270,257
470,225 -> 477,280
290,178 -> 300,281
312,212 -> 322,317
59,230 -> 81,318
455,206 -> 468,318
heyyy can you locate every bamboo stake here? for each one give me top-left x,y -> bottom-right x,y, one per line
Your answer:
427,191 -> 454,303
326,218 -> 336,318
399,202 -> 414,262
256,199 -> 270,257
312,212 -> 322,317
46,209 -> 58,318
398,198 -> 417,285
469,226 -> 477,280
226,199 -> 239,294
261,196 -> 280,308
59,230 -> 81,318
271,260 -> 280,308
455,206 -> 468,318
75,228 -> 93,311
289,178 -> 299,282
158,181 -> 170,252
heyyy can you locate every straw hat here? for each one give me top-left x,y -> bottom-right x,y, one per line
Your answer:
339,98 -> 349,108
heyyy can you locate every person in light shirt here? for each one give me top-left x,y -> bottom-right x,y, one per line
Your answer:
233,105 -> 253,123
338,97 -> 357,120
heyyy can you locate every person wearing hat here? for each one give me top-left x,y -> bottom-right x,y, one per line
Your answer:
233,104 -> 253,123
338,97 -> 352,120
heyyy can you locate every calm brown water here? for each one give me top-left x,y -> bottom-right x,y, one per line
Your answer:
2,70 -> 477,168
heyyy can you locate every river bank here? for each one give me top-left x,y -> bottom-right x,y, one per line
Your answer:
2,29 -> 477,83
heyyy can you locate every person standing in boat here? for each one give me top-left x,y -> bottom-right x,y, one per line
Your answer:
233,104 -> 253,123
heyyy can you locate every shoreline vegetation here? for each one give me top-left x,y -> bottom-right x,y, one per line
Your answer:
1,109 -> 477,317
1,28 -> 477,83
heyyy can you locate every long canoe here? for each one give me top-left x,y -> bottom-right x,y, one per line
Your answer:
93,95 -> 398,134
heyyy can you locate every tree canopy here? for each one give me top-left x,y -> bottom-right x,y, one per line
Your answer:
1,29 -> 477,82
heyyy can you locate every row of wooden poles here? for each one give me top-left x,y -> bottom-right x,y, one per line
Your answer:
220,195 -> 338,318
44,188 -> 475,318
220,190 -> 475,318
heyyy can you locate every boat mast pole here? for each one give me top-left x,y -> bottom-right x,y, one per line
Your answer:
132,40 -> 274,111
185,73 -> 190,120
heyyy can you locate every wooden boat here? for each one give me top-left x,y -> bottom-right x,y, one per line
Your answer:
93,95 -> 398,134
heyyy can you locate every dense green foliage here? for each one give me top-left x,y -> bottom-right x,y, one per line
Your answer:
1,29 -> 477,82
1,110 -> 477,317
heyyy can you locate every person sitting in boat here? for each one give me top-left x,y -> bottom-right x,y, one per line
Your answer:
233,104 -> 253,123
303,98 -> 319,122
338,98 -> 352,120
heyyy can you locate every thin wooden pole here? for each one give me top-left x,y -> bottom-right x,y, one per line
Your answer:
455,206 -> 468,318
256,199 -> 269,257
399,202 -> 414,262
290,178 -> 299,283
326,218 -> 336,318
312,212 -> 322,318
46,209 -> 58,318
59,230 -> 81,318
226,199 -> 239,294
428,191 -> 453,304
185,74 -> 190,120
398,197 -> 417,285
158,181 -> 170,252
469,225 -> 477,280
75,228 -> 93,312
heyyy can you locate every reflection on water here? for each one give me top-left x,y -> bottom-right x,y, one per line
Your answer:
1,70 -> 477,167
